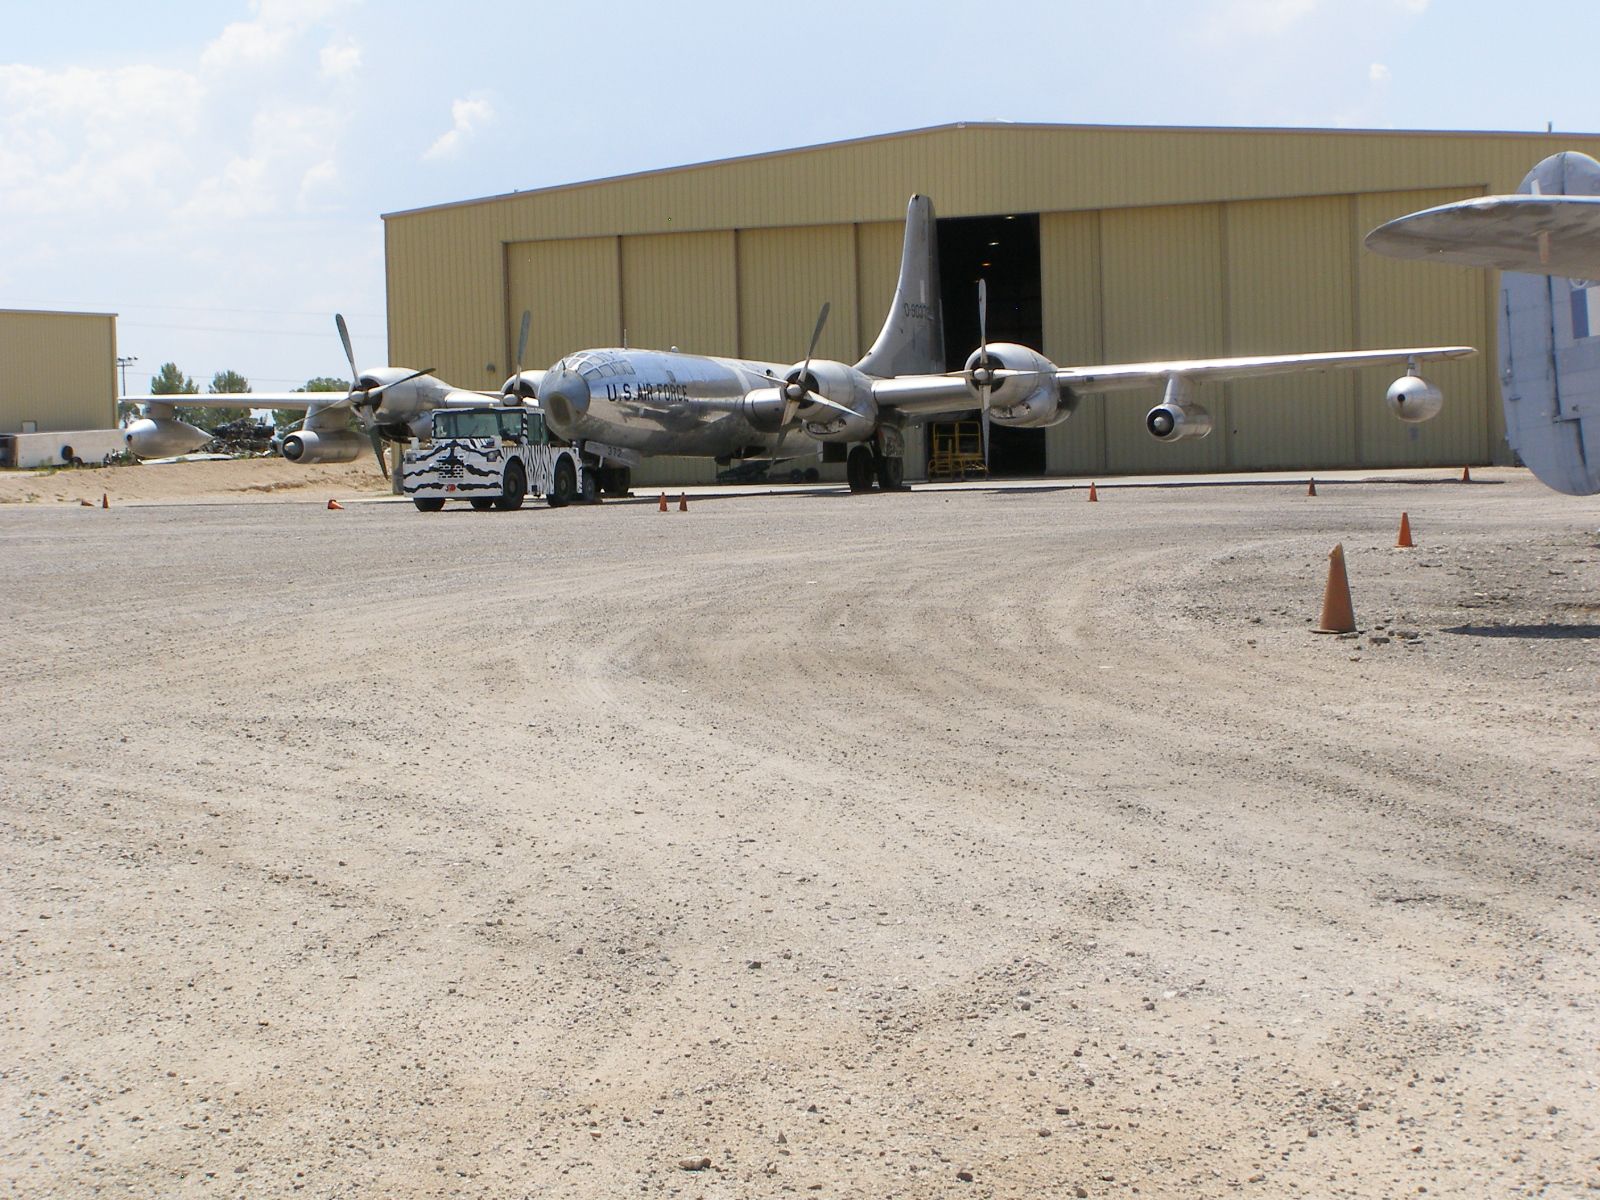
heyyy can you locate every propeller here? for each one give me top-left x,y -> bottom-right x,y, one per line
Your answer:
336,312 -> 359,389
350,367 -> 437,410
368,428 -> 387,476
778,302 -> 831,432
973,279 -> 993,471
516,310 -> 531,377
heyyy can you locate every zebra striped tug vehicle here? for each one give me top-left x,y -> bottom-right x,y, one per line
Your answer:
401,405 -> 634,511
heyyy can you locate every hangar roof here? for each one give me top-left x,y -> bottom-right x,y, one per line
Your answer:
383,121 -> 1600,222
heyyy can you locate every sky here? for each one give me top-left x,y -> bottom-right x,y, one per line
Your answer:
2,0 -> 1597,396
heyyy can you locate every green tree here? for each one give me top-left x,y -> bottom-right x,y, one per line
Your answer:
171,369 -> 254,431
209,369 -> 251,395
149,362 -> 197,395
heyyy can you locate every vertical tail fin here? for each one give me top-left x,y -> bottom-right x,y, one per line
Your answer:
856,194 -> 944,378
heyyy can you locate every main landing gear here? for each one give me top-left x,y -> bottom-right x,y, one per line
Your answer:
845,443 -> 906,493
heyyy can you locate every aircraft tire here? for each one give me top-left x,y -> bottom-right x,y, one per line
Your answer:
875,454 -> 905,491
497,461 -> 527,511
413,497 -> 445,512
846,444 -> 875,493
548,458 -> 575,507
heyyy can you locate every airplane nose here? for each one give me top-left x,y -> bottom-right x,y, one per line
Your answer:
540,366 -> 590,431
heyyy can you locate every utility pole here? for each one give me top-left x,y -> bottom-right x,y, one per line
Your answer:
116,355 -> 138,395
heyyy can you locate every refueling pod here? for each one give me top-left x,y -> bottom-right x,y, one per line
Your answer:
1385,374 -> 1445,424
123,416 -> 211,458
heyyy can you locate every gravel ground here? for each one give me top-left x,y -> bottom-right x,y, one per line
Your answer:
2,465 -> 1597,1198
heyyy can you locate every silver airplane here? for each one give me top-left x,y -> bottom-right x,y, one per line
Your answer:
502,194 -> 1476,494
120,314 -> 503,467
1365,151 -> 1600,496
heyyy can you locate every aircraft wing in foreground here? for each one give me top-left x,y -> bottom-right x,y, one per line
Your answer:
1365,151 -> 1600,496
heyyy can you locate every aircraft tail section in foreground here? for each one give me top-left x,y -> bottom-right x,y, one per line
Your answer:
1500,154 -> 1600,496
1366,152 -> 1600,495
855,194 -> 944,378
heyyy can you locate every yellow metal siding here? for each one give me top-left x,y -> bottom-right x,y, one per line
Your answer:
506,237 -> 621,369
854,221 -> 904,356
0,311 -> 116,433
1100,204 -> 1228,472
1354,189 -> 1489,466
735,225 -> 856,363
1225,196 -> 1357,468
1040,210 -> 1105,474
618,231 -> 737,357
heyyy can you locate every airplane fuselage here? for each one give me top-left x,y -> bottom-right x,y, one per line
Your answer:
536,348 -> 796,457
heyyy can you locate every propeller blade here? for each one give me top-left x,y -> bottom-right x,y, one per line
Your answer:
978,278 -> 989,364
369,429 -> 388,479
803,301 -> 830,375
515,310 -> 531,376
779,301 -> 832,431
973,278 -> 993,475
799,392 -> 859,421
336,313 -> 359,383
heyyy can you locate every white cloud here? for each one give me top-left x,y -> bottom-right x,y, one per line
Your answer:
423,97 -> 494,161
319,38 -> 361,80
1206,0 -> 1322,38
0,64 -> 204,217
1395,0 -> 1429,11
201,0 -> 352,72
1369,62 -> 1392,84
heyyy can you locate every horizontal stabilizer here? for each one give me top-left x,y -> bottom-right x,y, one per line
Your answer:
1365,152 -> 1600,280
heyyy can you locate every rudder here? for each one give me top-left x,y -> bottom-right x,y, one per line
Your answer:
855,195 -> 945,379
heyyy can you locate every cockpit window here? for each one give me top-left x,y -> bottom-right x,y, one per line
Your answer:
571,351 -> 636,380
433,410 -> 503,439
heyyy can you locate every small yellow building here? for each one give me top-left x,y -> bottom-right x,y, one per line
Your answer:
0,309 -> 118,436
384,123 -> 1600,482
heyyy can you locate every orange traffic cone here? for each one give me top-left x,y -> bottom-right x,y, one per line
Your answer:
1314,543 -> 1356,634
327,498 -> 344,510
658,492 -> 667,512
1307,478 -> 1317,497
101,492 -> 108,509
678,493 -> 688,512
1460,465 -> 1472,483
1396,512 -> 1415,548
1087,482 -> 1098,502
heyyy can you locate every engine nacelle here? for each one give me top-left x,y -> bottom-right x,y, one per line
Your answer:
963,343 -> 1075,427
1146,402 -> 1213,441
1385,374 -> 1443,424
123,416 -> 211,458
280,429 -> 365,464
789,360 -> 879,443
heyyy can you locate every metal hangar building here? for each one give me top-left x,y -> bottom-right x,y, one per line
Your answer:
0,309 -> 117,436
381,123 -> 1600,485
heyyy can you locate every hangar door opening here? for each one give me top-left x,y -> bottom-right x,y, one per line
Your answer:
936,212 -> 1044,477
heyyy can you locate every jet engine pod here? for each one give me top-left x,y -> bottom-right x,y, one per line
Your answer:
123,416 -> 211,458
1385,374 -> 1443,424
280,429 -> 365,464
1145,402 -> 1213,441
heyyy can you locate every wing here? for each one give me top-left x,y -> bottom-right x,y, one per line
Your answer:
870,346 -> 1477,416
1365,195 -> 1600,280
119,392 -> 342,410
